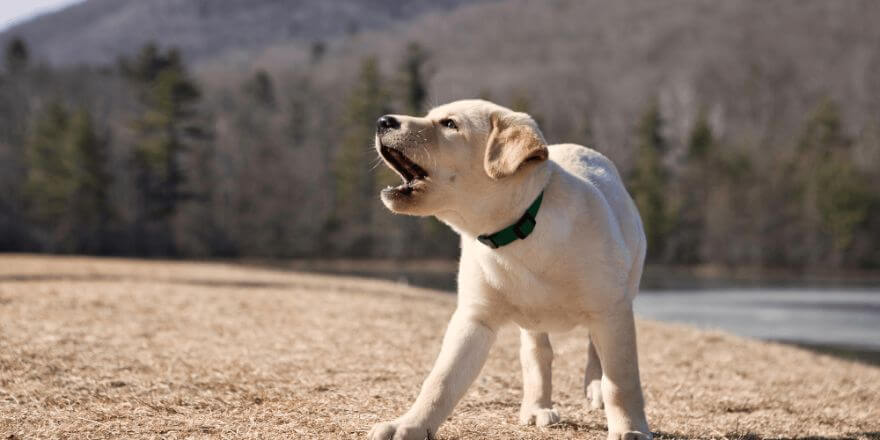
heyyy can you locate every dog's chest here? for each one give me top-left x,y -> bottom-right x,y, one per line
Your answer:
477,252 -> 595,332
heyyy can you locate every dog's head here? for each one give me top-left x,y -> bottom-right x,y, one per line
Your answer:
375,99 -> 548,216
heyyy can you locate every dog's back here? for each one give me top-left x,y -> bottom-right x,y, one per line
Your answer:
549,143 -> 647,294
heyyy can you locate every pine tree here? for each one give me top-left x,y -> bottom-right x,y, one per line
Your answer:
243,70 -> 277,110
628,100 -> 670,261
124,43 -> 206,254
333,56 -> 392,255
673,109 -> 714,263
393,42 -> 445,255
25,100 -> 72,224
66,109 -> 113,252
4,37 -> 29,74
795,98 -> 872,265
398,42 -> 429,115
687,111 -> 713,160
310,41 -> 326,64
25,103 -> 111,252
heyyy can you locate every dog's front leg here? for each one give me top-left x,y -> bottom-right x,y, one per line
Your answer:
518,329 -> 560,426
368,309 -> 496,440
590,305 -> 652,440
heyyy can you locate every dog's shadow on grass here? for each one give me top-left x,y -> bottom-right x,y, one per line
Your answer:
536,423 -> 880,440
651,430 -> 880,440
540,420 -> 608,433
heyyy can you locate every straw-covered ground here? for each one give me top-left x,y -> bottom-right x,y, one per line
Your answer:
1,255 -> 878,439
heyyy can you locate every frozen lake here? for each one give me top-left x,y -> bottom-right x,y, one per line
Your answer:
285,260 -> 880,356
635,288 -> 880,350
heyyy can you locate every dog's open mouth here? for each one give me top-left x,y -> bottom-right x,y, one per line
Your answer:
379,144 -> 428,196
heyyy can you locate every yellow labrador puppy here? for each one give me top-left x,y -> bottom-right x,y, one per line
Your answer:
368,100 -> 651,440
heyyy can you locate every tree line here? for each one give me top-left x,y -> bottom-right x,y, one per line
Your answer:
0,37 -> 877,269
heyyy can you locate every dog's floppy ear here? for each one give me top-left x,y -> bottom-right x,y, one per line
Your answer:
484,112 -> 549,179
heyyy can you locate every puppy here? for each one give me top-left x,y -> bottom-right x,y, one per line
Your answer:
369,100 -> 651,440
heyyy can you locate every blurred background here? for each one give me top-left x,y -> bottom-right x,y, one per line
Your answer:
0,1 -> 878,360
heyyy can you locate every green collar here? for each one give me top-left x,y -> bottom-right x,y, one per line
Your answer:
477,191 -> 544,249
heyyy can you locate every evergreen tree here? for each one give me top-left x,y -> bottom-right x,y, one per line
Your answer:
310,41 -> 326,64
795,98 -> 872,265
243,70 -> 276,110
66,109 -> 113,252
673,109 -> 714,263
393,42 -> 448,256
628,100 -> 670,261
125,44 -> 206,254
816,160 -> 872,258
398,42 -> 429,115
0,44 -> 34,251
797,98 -> 847,156
120,43 -> 177,84
392,43 -> 430,197
25,101 -> 72,224
25,102 -> 111,252
4,37 -> 29,74
687,110 -> 713,160
333,56 -> 392,255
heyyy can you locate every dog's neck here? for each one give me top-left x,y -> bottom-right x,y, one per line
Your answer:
436,163 -> 553,240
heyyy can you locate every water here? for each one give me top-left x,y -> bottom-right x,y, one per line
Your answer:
286,260 -> 880,358
634,288 -> 880,351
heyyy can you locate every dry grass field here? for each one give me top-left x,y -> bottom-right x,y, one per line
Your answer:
1,255 -> 878,440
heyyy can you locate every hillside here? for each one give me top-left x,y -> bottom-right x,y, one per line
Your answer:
1,255 -> 878,439
0,0 -> 496,66
291,0 -> 880,160
2,0 -> 880,267
5,0 -> 880,155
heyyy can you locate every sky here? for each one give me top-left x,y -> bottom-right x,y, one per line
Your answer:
0,0 -> 84,32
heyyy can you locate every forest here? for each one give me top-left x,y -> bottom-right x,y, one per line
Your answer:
1,5 -> 879,269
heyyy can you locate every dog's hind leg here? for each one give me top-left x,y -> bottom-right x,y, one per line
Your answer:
589,305 -> 651,439
519,329 -> 560,426
584,331 -> 604,410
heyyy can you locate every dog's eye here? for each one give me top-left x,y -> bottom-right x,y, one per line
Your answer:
440,118 -> 457,130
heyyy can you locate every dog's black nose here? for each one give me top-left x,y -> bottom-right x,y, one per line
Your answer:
377,115 -> 400,133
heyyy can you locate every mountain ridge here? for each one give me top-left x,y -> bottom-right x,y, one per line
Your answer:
0,0 -> 495,66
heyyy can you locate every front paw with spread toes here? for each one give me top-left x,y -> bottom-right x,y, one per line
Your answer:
519,406 -> 560,427
368,420 -> 433,440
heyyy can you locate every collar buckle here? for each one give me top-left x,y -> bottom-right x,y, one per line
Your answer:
476,190 -> 544,250
477,235 -> 499,249
512,212 -> 536,239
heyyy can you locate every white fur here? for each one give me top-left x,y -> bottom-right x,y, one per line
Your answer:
369,100 -> 651,440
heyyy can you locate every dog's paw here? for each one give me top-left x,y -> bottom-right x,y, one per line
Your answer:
586,379 -> 604,410
607,430 -> 652,440
368,420 -> 433,440
519,406 -> 560,427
